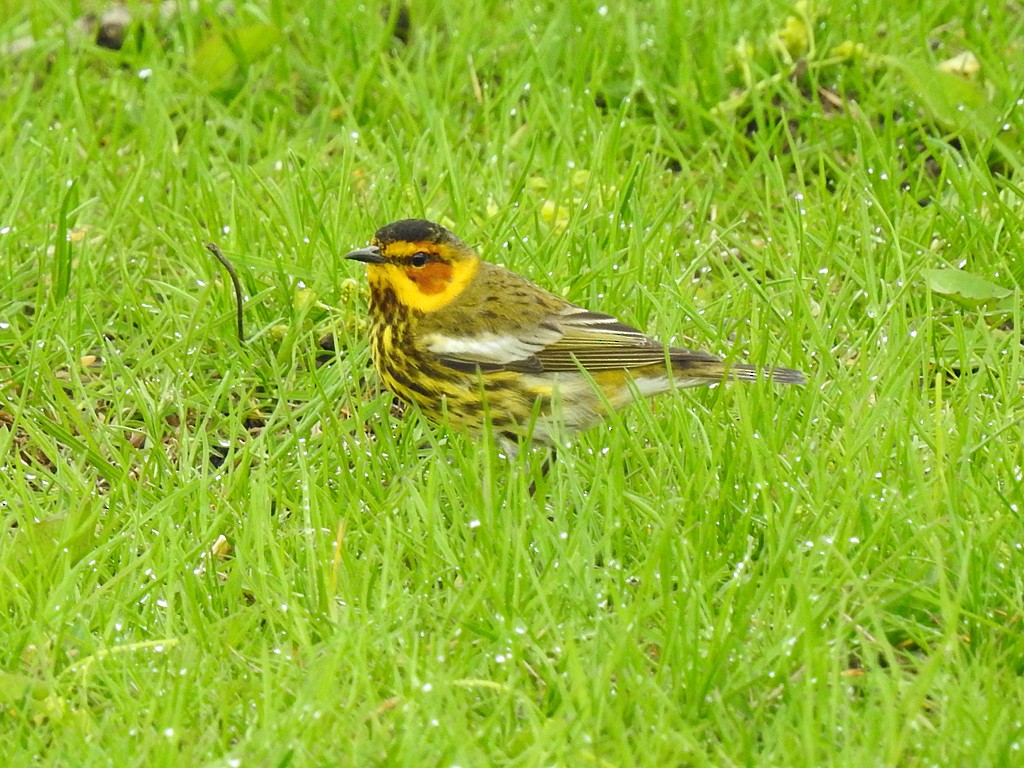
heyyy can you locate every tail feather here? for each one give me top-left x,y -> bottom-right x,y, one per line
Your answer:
670,351 -> 805,386
724,363 -> 806,385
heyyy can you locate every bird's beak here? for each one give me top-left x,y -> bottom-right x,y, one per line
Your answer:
344,245 -> 386,264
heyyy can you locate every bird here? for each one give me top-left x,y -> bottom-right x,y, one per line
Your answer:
345,218 -> 804,454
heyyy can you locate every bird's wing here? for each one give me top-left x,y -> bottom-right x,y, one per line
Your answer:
424,303 -> 709,374
530,307 -> 670,372
420,262 -> 722,374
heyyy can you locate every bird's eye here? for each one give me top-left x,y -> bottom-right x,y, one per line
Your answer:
410,253 -> 429,268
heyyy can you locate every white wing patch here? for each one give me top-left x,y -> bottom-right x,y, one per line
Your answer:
424,329 -> 561,365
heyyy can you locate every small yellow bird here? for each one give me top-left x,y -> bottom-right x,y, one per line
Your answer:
346,219 -> 803,450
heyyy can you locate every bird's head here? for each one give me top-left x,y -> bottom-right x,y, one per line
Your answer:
345,219 -> 480,313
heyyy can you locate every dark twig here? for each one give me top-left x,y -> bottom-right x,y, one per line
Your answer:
205,242 -> 246,344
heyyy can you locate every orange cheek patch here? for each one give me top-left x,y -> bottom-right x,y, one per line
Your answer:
406,262 -> 453,295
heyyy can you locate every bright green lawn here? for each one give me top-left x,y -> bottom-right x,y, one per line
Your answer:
2,1 -> 1023,765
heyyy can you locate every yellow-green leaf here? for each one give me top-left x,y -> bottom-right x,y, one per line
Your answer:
890,57 -> 1001,139
194,24 -> 282,90
923,268 -> 1012,307
0,670 -> 41,702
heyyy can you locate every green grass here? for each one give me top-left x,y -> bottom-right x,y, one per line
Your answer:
2,1 -> 1024,765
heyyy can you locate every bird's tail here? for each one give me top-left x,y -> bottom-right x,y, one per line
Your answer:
670,351 -> 805,386
721,362 -> 805,385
